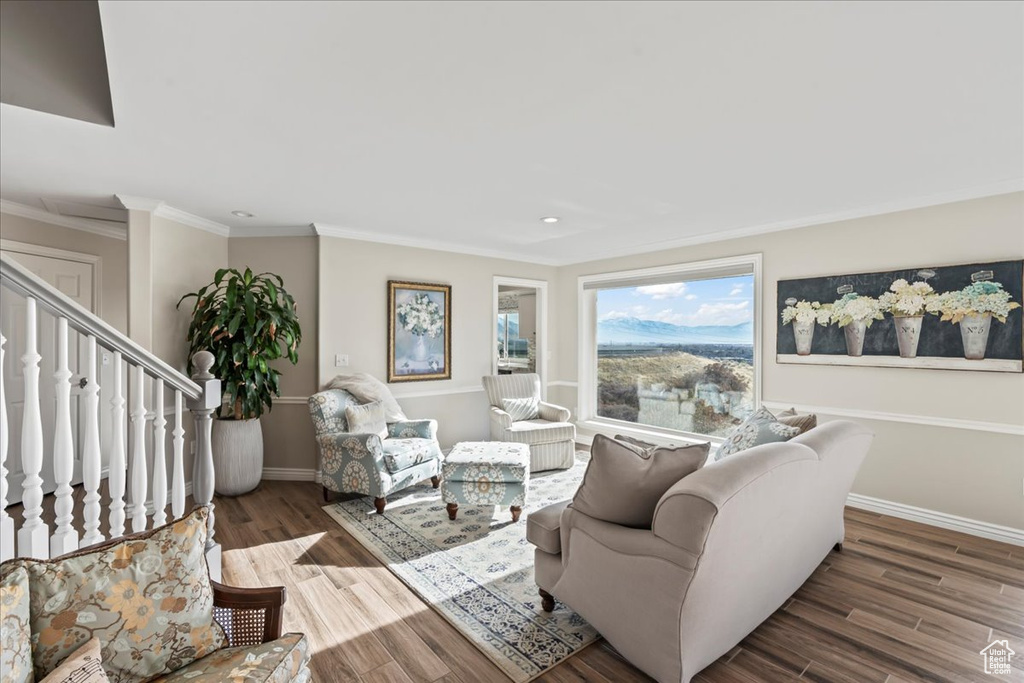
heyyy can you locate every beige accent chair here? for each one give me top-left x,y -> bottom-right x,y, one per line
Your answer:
482,373 -> 576,471
527,420 -> 873,683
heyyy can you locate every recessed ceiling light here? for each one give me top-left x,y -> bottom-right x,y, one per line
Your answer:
541,216 -> 559,224
231,210 -> 254,218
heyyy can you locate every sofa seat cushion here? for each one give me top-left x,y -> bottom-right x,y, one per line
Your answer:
504,420 -> 576,446
527,501 -> 570,554
151,633 -> 311,683
0,565 -> 33,683
383,438 -> 440,474
5,507 -> 226,683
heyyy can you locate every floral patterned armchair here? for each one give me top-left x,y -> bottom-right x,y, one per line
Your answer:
308,388 -> 443,513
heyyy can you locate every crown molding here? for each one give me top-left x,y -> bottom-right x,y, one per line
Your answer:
115,194 -> 165,212
153,204 -> 231,237
231,224 -> 317,238
311,222 -> 561,266
0,199 -> 127,240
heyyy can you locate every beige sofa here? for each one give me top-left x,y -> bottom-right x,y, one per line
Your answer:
527,420 -> 873,683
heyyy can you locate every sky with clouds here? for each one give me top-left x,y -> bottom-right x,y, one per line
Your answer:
598,274 -> 754,327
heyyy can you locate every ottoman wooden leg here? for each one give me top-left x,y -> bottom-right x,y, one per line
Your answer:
431,475 -> 440,489
510,506 -> 522,523
446,503 -> 459,520
374,497 -> 387,515
539,589 -> 555,613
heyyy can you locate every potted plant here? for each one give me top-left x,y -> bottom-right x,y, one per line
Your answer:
925,281 -> 1020,360
780,299 -> 832,355
178,267 -> 301,495
830,293 -> 884,357
878,279 -> 935,358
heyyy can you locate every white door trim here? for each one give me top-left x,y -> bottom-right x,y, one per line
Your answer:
492,276 -> 549,399
0,240 -> 103,317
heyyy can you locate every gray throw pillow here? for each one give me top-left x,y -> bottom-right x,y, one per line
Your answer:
715,407 -> 801,461
345,400 -> 388,440
572,434 -> 710,529
502,396 -> 540,421
775,408 -> 818,434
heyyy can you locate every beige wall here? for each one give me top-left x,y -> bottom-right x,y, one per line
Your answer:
552,192 -> 1024,529
0,212 -> 128,333
318,237 -> 558,449
228,237 -> 319,470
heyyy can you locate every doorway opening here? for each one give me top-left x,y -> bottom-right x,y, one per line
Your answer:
492,276 -> 547,397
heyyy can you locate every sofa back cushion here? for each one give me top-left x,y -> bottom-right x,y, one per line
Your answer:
572,434 -> 709,528
6,506 -> 226,683
714,407 -> 801,461
775,407 -> 818,434
0,564 -> 33,683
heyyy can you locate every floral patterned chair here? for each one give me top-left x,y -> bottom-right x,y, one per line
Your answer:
308,388 -> 443,513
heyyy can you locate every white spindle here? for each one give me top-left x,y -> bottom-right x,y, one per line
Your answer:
130,365 -> 148,532
51,318 -> 79,556
0,332 -> 13,561
108,351 -> 126,538
80,336 -> 104,547
152,378 -> 167,527
18,298 -> 49,558
171,390 -> 185,519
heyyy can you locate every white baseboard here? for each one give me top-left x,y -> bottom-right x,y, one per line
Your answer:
846,493 -> 1024,547
262,467 -> 321,484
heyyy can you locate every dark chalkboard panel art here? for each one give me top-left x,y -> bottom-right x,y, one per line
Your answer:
776,259 -> 1023,372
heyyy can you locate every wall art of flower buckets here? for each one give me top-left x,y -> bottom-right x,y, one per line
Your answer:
776,260 -> 1023,373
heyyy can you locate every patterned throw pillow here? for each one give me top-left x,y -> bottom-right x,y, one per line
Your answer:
0,564 -> 33,683
345,400 -> 388,439
775,408 -> 818,434
7,506 -> 226,683
715,407 -> 801,461
501,397 -> 540,422
40,638 -> 108,683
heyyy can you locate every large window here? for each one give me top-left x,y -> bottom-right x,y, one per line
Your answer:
579,255 -> 761,440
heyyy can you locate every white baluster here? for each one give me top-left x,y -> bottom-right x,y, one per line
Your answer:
108,351 -> 126,538
80,336 -> 104,547
0,332 -> 14,561
171,390 -> 185,519
189,351 -> 221,581
51,318 -> 79,556
130,365 -> 148,532
18,298 -> 49,558
151,379 -> 167,527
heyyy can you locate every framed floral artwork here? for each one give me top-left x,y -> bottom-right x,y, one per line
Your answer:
388,281 -> 452,382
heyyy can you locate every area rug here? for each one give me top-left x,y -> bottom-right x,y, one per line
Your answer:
322,452 -> 597,682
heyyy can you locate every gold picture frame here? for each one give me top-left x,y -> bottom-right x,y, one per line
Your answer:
387,280 -> 452,382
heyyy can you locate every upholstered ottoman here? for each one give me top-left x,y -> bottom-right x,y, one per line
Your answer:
441,441 -> 530,522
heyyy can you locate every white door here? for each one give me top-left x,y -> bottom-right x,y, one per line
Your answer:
2,249 -> 95,503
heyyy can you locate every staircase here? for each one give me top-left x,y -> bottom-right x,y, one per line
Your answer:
0,253 -> 222,578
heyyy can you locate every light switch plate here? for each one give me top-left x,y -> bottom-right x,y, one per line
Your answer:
335,354 -> 349,367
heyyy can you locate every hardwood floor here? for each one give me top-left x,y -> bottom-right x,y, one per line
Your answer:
9,481 -> 1024,681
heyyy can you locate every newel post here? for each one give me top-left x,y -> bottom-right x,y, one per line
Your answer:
187,350 -> 222,581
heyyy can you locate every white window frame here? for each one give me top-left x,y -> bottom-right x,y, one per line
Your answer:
577,253 -> 762,445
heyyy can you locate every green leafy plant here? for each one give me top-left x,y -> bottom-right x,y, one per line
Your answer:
177,267 -> 301,419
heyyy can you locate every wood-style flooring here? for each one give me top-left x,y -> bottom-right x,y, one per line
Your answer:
8,480 -> 1024,682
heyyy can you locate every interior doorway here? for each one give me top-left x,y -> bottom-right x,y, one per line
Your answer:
492,276 -> 547,397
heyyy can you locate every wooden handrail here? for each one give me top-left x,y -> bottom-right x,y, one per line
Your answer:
0,253 -> 201,398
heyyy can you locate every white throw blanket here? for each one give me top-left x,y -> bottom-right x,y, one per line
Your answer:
324,372 -> 408,423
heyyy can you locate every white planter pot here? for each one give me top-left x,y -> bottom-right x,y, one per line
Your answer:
843,320 -> 867,357
211,418 -> 263,496
792,320 -> 815,355
960,314 -> 992,360
893,315 -> 923,359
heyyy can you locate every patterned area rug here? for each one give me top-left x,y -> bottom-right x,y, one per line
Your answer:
322,452 -> 596,682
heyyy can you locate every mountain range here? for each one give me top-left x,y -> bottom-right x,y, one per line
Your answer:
598,317 -> 752,345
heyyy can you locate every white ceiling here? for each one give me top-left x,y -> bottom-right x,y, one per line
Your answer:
1,1 -> 1021,265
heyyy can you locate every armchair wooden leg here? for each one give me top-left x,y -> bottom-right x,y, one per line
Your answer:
446,503 -> 459,520
374,497 -> 387,515
322,486 -> 333,503
431,475 -> 440,489
539,589 -> 555,613
834,542 -> 843,552
510,506 -> 522,523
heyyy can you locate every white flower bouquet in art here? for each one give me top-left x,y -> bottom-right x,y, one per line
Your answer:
879,279 -> 935,358
397,292 -> 444,361
925,281 -> 1021,360
780,300 -> 832,355
831,293 -> 884,357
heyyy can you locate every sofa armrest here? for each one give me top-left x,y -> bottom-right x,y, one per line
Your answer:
489,406 -> 513,434
527,500 -> 571,554
538,401 -> 571,422
561,505 -> 699,571
389,419 -> 438,440
212,581 -> 285,645
316,432 -> 386,465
